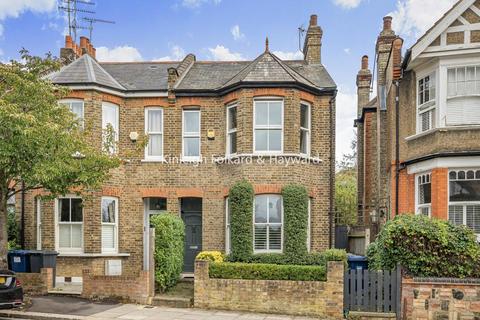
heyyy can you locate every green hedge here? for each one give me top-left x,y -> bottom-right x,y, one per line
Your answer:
282,184 -> 309,260
367,214 -> 480,278
243,249 -> 347,266
150,213 -> 185,292
229,180 -> 254,261
209,262 -> 327,281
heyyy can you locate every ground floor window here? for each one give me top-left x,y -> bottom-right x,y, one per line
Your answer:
416,173 -> 431,217
102,197 -> 118,253
254,194 -> 282,253
225,198 -> 231,254
57,197 -> 83,253
448,169 -> 480,239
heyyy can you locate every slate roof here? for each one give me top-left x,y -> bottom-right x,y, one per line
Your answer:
48,50 -> 336,94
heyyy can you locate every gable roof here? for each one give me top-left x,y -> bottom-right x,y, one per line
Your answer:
46,54 -> 125,91
410,0 -> 475,62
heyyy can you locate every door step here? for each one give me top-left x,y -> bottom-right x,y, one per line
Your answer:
151,295 -> 193,308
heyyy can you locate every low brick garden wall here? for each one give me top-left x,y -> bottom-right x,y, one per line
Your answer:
15,268 -> 54,295
402,277 -> 480,319
194,260 -> 344,319
81,269 -> 153,304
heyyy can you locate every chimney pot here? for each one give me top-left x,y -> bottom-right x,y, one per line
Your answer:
80,36 -> 88,49
65,35 -> 73,49
361,55 -> 369,70
383,16 -> 392,31
310,14 -> 318,26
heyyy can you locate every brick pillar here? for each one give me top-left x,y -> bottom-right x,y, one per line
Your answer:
325,261 -> 344,318
431,168 -> 448,220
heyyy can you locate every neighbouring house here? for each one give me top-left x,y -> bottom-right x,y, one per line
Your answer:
19,14 -> 336,298
356,0 -> 480,248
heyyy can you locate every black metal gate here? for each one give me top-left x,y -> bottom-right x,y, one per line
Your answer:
344,267 -> 401,317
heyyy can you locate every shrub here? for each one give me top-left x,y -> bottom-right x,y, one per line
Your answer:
209,262 -> 327,281
229,249 -> 347,266
196,251 -> 225,263
150,213 -> 185,292
367,214 -> 480,277
7,206 -> 19,246
229,180 -> 254,261
282,184 -> 309,261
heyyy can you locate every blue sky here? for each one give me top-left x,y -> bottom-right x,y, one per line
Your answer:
0,0 -> 459,160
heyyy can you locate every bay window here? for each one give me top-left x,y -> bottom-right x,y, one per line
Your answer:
254,100 -> 283,153
101,197 -> 118,253
57,197 -> 83,253
300,103 -> 311,155
145,107 -> 163,160
226,104 -> 237,155
59,100 -> 84,128
448,170 -> 480,239
254,195 -> 282,253
182,109 -> 201,160
102,102 -> 119,154
446,66 -> 480,125
417,73 -> 436,133
416,173 -> 431,217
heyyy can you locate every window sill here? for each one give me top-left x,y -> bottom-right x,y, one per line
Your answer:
141,158 -> 167,163
406,125 -> 480,141
58,253 -> 130,258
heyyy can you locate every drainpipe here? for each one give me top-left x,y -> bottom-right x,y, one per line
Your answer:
394,80 -> 400,217
21,181 -> 25,249
329,92 -> 337,248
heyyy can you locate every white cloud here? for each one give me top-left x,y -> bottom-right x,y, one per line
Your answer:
336,88 -> 358,161
231,25 -> 245,41
96,46 -> 143,62
389,0 -> 457,38
208,45 -> 245,61
0,0 -> 56,36
333,0 -> 362,9
272,50 -> 304,60
155,45 -> 186,61
181,0 -> 221,9
344,48 -> 351,55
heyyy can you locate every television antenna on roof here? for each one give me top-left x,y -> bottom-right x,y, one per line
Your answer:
82,17 -> 115,41
298,25 -> 305,53
58,0 -> 96,42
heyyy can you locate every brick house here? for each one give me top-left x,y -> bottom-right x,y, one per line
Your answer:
356,0 -> 480,242
20,14 -> 336,296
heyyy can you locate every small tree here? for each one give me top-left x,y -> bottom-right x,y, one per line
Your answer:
0,51 -> 121,268
335,169 -> 357,225
282,184 -> 309,260
229,180 -> 254,261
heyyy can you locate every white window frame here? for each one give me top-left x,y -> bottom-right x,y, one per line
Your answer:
253,194 -> 283,254
55,196 -> 83,254
448,169 -> 480,240
36,197 -> 42,250
307,198 -> 311,253
102,102 -> 120,154
225,198 -> 231,254
144,107 -> 164,161
182,109 -> 201,161
415,172 -> 432,217
253,99 -> 284,154
300,102 -> 311,155
101,196 -> 119,254
417,72 -> 436,133
59,99 -> 84,128
226,104 -> 238,156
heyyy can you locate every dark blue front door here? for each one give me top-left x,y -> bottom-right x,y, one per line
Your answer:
181,198 -> 202,273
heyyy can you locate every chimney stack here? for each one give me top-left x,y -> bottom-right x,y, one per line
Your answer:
60,35 -> 97,65
383,16 -> 392,31
376,16 -> 396,86
303,14 -> 323,65
357,55 -> 372,116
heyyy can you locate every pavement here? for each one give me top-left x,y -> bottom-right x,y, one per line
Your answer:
0,296 -> 320,320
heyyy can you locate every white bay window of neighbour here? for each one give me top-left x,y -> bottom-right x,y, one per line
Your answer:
446,66 -> 480,125
58,198 -> 83,251
448,170 -> 480,237
300,103 -> 311,155
102,102 -> 119,153
254,100 -> 283,153
254,195 -> 282,252
227,105 -> 237,155
102,197 -> 118,253
417,74 -> 436,133
182,110 -> 201,159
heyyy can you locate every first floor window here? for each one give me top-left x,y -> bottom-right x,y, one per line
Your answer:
254,195 -> 282,252
58,197 -> 83,252
182,109 -> 201,160
419,108 -> 434,132
254,100 -> 283,153
145,107 -> 163,159
416,173 -> 431,216
59,100 -> 84,128
226,105 -> 237,155
102,102 -> 119,154
102,197 -> 118,253
448,169 -> 480,238
417,73 -> 436,133
300,103 -> 311,155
